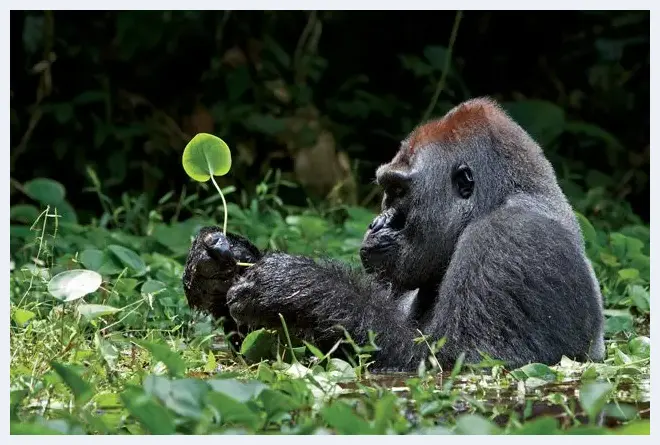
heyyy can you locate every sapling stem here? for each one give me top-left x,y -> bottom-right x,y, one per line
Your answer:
208,174 -> 228,236
204,159 -> 254,267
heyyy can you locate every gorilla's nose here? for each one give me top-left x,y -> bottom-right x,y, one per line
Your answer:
369,214 -> 386,233
203,231 -> 233,263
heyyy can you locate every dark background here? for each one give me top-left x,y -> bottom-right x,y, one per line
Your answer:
10,10 -> 650,230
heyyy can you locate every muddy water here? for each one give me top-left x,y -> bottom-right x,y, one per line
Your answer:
348,371 -> 650,429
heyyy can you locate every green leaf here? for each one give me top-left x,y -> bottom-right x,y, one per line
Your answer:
50,361 -> 94,404
207,378 -> 268,403
136,341 -> 186,378
423,45 -> 451,71
502,100 -> 566,147
206,391 -> 262,428
510,417 -> 560,434
79,249 -> 123,275
564,121 -> 623,149
454,414 -> 500,435
628,336 -> 650,358
372,393 -> 398,434
326,358 -> 357,382
240,328 -> 277,362
575,212 -> 598,250
107,244 -> 146,274
602,403 -> 639,421
47,269 -> 103,302
79,249 -> 105,270
511,363 -> 557,382
182,133 -> 232,182
303,340 -> 325,360
245,114 -> 287,136
23,177 -> 66,205
10,204 -> 40,224
141,279 -> 167,295
94,333 -> 119,368
579,381 -> 613,422
77,304 -> 121,321
614,420 -> 650,435
52,199 -> 78,224
321,401 -> 373,434
11,307 -> 36,326
257,388 -> 301,420
121,386 -> 176,435
144,376 -> 210,420
617,268 -> 640,282
604,309 -> 633,335
11,422 -> 64,435
628,285 -> 650,313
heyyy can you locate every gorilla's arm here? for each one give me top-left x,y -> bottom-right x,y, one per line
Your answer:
226,205 -> 605,371
227,253 -> 427,370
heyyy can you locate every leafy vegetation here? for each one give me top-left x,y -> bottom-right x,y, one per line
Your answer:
9,171 -> 650,435
10,10 -> 648,436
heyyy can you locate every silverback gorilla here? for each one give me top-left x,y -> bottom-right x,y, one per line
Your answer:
183,97 -> 606,371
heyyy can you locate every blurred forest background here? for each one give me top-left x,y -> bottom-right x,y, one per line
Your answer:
10,10 -> 649,237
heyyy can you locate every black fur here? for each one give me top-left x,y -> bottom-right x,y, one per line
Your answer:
183,98 -> 606,371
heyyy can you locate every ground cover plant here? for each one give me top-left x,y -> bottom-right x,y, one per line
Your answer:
9,171 -> 650,435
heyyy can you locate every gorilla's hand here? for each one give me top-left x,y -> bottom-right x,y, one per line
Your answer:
226,253 -> 312,328
183,227 -> 262,321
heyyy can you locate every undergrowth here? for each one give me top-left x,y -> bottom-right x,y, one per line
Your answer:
9,174 -> 650,435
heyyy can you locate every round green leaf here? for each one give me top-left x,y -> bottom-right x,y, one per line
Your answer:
47,269 -> 103,302
23,178 -> 66,205
10,204 -> 40,224
182,133 -> 232,182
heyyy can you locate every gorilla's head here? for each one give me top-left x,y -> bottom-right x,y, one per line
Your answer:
360,98 -> 556,291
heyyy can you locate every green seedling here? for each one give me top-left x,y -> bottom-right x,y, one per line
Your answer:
182,133 -> 253,267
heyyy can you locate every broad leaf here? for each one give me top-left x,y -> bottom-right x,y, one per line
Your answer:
50,361 -> 94,404
107,244 -> 146,274
579,381 -> 613,422
23,177 -> 66,205
182,133 -> 232,182
47,269 -> 103,302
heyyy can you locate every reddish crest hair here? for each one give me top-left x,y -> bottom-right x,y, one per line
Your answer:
407,98 -> 503,153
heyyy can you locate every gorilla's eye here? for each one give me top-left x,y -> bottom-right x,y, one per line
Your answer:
453,165 -> 474,199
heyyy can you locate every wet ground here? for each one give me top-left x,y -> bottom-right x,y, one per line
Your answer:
350,371 -> 650,429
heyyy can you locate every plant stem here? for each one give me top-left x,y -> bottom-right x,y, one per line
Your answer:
236,262 -> 254,267
422,10 -> 463,123
209,174 -> 228,235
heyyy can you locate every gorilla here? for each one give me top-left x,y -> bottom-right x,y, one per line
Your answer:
183,97 -> 605,371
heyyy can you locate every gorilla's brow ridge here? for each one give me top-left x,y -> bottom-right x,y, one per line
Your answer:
408,97 -> 503,153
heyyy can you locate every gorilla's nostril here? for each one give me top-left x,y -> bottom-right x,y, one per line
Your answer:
369,215 -> 386,232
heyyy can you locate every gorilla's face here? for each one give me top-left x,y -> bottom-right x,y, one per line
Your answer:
360,142 -> 478,291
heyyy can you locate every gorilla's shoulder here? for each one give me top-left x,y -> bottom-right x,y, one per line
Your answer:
460,197 -> 585,261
